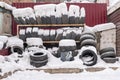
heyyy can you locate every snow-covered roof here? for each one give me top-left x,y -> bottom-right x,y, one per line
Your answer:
108,0 -> 120,15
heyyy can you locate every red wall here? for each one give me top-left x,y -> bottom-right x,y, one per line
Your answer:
12,3 -> 107,35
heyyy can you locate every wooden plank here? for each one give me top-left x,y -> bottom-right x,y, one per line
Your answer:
17,24 -> 84,27
43,41 -> 80,43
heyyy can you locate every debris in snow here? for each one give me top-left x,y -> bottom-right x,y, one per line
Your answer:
59,39 -> 76,46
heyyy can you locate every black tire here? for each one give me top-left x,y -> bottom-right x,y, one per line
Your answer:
102,58 -> 118,63
62,15 -> 68,24
36,16 -> 42,24
80,17 -> 85,24
30,59 -> 48,67
101,51 -> 116,59
80,49 -> 97,66
59,46 -> 76,52
81,32 -> 96,38
18,17 -> 26,24
30,52 -> 48,61
99,47 -> 115,55
11,46 -> 23,55
69,16 -> 75,24
46,16 -> 51,24
75,17 -> 80,24
55,33 -> 63,41
80,39 -> 97,47
56,17 -> 62,24
72,50 -> 79,57
80,34 -> 95,43
41,16 -> 47,24
14,18 -> 20,24
51,15 -> 56,24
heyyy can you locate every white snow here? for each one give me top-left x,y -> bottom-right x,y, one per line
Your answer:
7,37 -> 23,48
32,27 -> 39,32
0,41 -> 4,50
19,29 -> 25,35
2,68 -> 120,80
80,7 -> 86,17
0,36 -> 8,43
59,39 -> 76,46
93,23 -> 116,32
26,27 -> 32,33
69,5 -> 80,17
38,29 -> 44,35
0,2 -> 16,11
26,38 -> 43,46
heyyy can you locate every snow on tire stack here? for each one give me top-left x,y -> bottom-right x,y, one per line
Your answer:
99,47 -> 118,63
79,30 -> 97,66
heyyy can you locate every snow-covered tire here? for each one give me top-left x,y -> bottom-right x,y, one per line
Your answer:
30,59 -> 48,67
46,16 -> 51,24
99,47 -> 115,55
18,17 -> 26,24
80,49 -> 97,66
59,46 -> 76,52
80,34 -> 95,43
102,58 -> 118,63
101,51 -> 116,59
71,31 -> 77,40
80,39 -> 97,47
69,16 -> 75,24
11,46 -> 23,54
14,18 -> 20,24
30,52 -> 48,61
55,33 -> 63,41
62,15 -> 68,24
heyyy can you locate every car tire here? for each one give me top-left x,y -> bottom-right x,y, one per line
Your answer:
100,51 -> 116,59
99,47 -> 115,55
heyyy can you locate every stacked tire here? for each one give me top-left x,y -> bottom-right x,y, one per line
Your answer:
100,47 -> 118,63
30,51 -> 48,67
58,39 -> 78,61
79,31 -> 98,66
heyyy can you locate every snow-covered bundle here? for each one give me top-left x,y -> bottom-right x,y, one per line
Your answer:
26,37 -> 43,46
7,37 -> 24,48
59,39 -> 76,46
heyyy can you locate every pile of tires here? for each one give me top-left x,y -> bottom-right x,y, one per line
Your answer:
13,3 -> 86,25
79,31 -> 98,66
19,27 -> 82,41
99,47 -> 118,63
7,37 -> 24,55
58,39 -> 78,61
80,31 -> 97,47
30,51 -> 48,67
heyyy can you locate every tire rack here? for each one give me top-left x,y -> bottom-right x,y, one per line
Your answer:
17,24 -> 84,44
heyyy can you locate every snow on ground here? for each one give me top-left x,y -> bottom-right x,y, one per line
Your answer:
2,68 -> 120,80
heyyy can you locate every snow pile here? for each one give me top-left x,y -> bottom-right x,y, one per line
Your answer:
12,7 -> 35,19
0,2 -> 16,11
56,3 -> 68,15
69,5 -> 80,17
59,39 -> 76,46
34,4 -> 56,17
7,37 -> 24,48
0,36 -> 8,43
80,7 -> 86,17
26,38 -> 43,46
0,41 -> 4,50
93,23 -> 116,32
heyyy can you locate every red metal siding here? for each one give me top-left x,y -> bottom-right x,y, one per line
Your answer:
12,3 -> 107,35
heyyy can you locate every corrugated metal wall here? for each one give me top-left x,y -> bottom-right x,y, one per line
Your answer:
12,3 -> 107,35
108,8 -> 120,56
